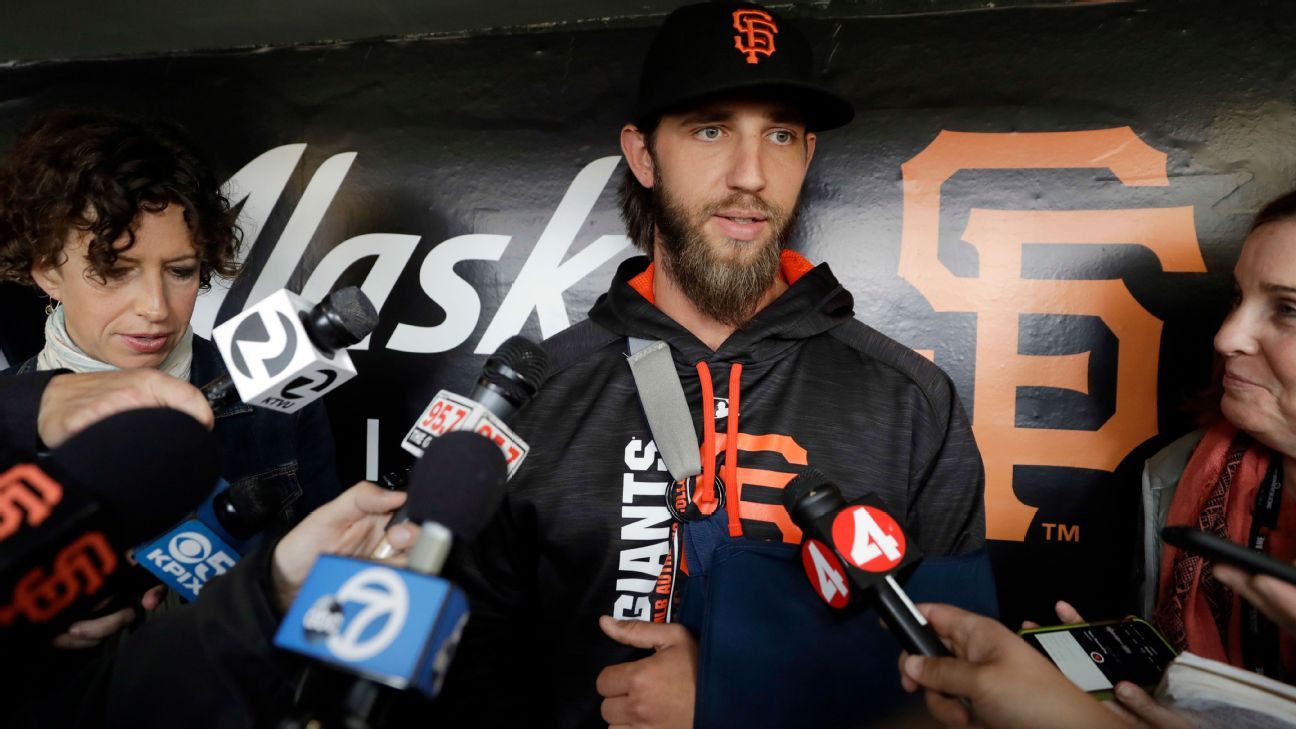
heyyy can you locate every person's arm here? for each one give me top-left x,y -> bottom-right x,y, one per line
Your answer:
1,369 -> 214,459
595,618 -> 697,729
908,372 -> 986,556
0,369 -> 63,459
10,482 -> 415,728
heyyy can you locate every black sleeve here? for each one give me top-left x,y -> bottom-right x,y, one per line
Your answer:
0,370 -> 62,462
907,370 -> 987,556
9,543 -> 297,728
428,492 -> 540,725
100,543 -> 296,727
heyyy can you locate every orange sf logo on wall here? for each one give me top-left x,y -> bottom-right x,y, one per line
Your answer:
899,128 -> 1207,542
0,463 -> 63,542
732,9 -> 777,65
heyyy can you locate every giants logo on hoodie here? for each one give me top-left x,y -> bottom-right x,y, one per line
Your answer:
613,438 -> 673,621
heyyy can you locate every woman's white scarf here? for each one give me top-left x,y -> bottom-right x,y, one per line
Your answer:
35,304 -> 193,380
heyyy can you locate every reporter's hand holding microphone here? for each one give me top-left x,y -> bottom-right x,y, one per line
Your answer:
270,482 -> 421,612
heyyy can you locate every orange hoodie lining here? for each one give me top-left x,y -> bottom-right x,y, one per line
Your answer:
627,250 -> 815,306
693,361 -> 719,514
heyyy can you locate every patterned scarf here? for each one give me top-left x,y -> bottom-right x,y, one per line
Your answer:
35,303 -> 193,381
1153,421 -> 1271,665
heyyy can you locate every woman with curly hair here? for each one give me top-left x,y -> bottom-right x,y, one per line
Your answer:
0,110 -> 343,648
0,111 -> 239,372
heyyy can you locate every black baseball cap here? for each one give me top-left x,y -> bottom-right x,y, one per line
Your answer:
634,2 -> 854,132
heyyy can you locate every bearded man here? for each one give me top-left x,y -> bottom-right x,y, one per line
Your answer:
437,4 -> 988,728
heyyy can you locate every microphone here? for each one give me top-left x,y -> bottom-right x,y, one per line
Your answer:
207,286 -> 378,413
394,334 -> 548,478
132,481 -> 247,602
781,467 -> 949,658
0,409 -> 219,645
370,335 -> 546,557
274,430 -> 508,727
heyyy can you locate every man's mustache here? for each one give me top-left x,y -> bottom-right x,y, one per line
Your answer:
698,194 -> 784,222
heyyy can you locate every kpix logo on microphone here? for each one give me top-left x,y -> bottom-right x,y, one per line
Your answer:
230,310 -> 299,380
305,566 -> 410,662
169,531 -> 214,564
138,522 -> 238,601
831,505 -> 906,573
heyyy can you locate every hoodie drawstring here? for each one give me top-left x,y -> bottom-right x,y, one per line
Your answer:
692,361 -> 744,537
693,362 -> 719,516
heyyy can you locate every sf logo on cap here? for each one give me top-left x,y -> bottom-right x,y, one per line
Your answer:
732,9 -> 777,64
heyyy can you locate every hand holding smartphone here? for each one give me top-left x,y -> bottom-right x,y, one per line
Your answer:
1019,618 -> 1177,700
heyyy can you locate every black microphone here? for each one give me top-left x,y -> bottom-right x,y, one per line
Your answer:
277,431 -> 508,728
465,334 -> 549,424
371,336 -> 545,558
380,334 -> 549,490
0,409 -> 219,646
404,430 -> 510,575
782,467 -> 949,658
202,285 -> 379,409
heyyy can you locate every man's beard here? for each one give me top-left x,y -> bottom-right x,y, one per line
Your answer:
652,184 -> 799,328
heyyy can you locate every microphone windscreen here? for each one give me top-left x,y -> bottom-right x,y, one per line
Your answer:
406,431 -> 508,542
781,465 -> 834,512
487,336 -> 550,393
47,408 -> 220,541
326,286 -> 380,342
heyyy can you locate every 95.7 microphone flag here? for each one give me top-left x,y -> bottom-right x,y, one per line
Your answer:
402,389 -> 529,476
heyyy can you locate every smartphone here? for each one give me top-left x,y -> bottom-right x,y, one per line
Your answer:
1161,526 -> 1296,585
1018,618 -> 1177,700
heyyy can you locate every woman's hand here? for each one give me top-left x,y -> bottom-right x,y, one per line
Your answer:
1018,600 -> 1196,727
1215,563 -> 1296,635
39,370 -> 213,447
